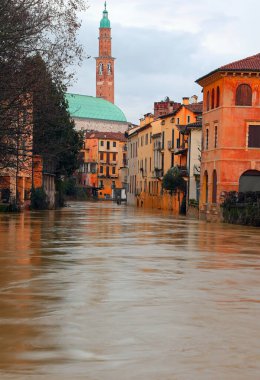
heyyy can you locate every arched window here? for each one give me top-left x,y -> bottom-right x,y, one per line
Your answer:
211,88 -> 215,109
202,171 -> 208,204
98,63 -> 103,75
239,170 -> 260,192
212,170 -> 217,203
216,86 -> 220,107
235,84 -> 252,106
206,91 -> 210,111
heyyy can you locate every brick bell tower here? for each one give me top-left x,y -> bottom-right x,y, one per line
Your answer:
96,2 -> 115,104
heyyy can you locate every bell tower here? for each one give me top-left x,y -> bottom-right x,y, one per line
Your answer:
96,2 -> 115,104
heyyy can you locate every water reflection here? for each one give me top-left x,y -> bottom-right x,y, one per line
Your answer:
0,203 -> 259,379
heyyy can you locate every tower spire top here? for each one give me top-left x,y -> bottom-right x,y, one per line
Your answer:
100,1 -> 110,28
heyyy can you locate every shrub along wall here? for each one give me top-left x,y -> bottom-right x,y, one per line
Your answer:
221,192 -> 260,227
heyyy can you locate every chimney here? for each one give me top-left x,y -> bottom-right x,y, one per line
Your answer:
183,97 -> 189,105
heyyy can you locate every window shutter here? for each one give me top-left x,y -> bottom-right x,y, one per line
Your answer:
248,125 -> 260,148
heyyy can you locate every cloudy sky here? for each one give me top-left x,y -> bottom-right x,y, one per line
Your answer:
69,0 -> 260,123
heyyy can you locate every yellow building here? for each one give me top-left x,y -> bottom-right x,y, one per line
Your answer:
127,97 -> 202,213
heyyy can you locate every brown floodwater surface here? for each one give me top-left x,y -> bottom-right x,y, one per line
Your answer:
0,202 -> 259,380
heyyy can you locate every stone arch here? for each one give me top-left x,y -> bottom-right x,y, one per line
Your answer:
212,170 -> 217,203
239,170 -> 260,192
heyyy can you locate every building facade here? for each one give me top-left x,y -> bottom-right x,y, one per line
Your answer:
196,53 -> 260,221
127,97 -> 202,212
78,131 -> 127,200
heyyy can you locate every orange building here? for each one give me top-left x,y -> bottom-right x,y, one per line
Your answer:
79,131 -> 127,200
196,53 -> 260,221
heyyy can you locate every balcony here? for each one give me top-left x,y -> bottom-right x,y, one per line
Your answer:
174,144 -> 188,155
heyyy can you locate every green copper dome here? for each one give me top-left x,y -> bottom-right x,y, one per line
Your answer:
66,94 -> 127,123
100,2 -> 110,28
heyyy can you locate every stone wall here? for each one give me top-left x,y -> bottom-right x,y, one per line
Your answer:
74,118 -> 129,134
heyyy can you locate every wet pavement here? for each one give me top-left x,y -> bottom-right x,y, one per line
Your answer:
0,202 -> 259,379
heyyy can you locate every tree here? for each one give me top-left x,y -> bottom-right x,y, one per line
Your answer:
32,56 -> 83,178
0,0 -> 86,170
162,167 -> 186,195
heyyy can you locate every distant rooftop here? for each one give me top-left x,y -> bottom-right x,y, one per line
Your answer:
85,130 -> 126,142
66,94 -> 127,123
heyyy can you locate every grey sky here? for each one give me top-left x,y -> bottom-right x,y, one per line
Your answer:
69,0 -> 260,123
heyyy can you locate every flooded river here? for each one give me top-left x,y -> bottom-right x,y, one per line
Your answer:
0,202 -> 259,379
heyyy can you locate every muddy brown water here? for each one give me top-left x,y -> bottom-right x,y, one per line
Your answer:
0,202 -> 259,379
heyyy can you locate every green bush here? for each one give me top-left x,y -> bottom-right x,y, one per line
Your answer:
162,167 -> 186,194
222,191 -> 260,227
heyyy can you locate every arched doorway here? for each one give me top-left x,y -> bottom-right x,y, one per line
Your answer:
202,171 -> 208,204
239,170 -> 260,192
212,170 -> 217,203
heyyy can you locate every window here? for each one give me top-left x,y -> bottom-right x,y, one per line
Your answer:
145,133 -> 148,145
112,167 -> 116,175
100,166 -> 104,173
107,141 -> 110,150
162,131 -> 165,149
100,152 -> 104,160
216,86 -> 220,107
187,115 -> 190,124
113,141 -> 116,147
171,153 -> 174,167
248,125 -> 260,148
100,141 -> 104,146
206,91 -> 210,111
236,84 -> 252,106
113,153 -> 116,161
141,136 -> 144,146
211,88 -> 215,109
177,118 -> 180,125
112,180 -> 115,188
172,129 -> 175,148
171,117 -> 175,123
161,120 -> 165,126
214,126 -> 218,148
206,129 -> 209,150
150,132 -> 152,144
100,180 -> 103,188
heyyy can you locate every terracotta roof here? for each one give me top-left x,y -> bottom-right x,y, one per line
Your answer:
185,102 -> 203,114
85,130 -> 127,142
196,53 -> 260,84
219,53 -> 260,71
